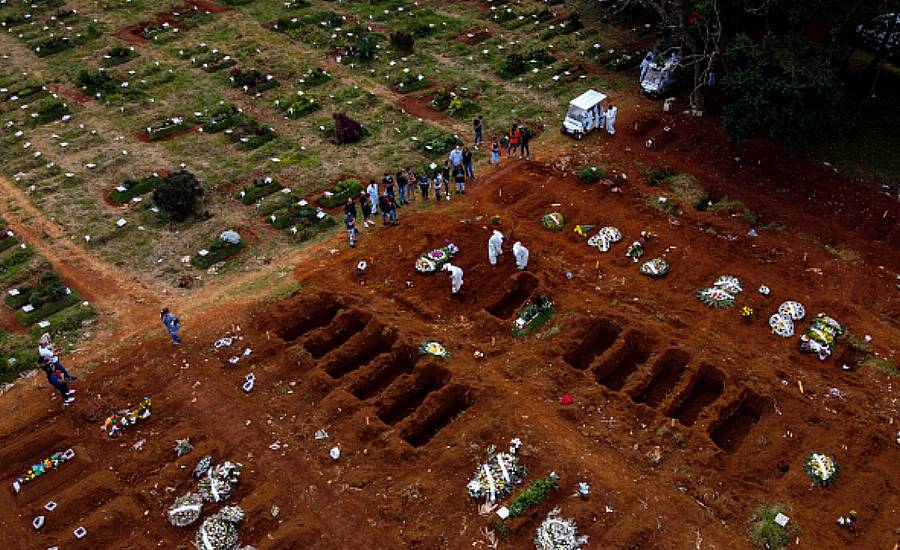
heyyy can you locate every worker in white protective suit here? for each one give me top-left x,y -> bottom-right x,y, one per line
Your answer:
606,104 -> 618,135
442,263 -> 463,294
488,230 -> 504,266
512,241 -> 529,271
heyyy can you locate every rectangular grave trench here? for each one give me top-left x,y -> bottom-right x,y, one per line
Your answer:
350,344 -> 419,400
563,318 -> 620,370
34,470 -> 118,535
486,272 -> 539,319
631,348 -> 691,408
324,325 -> 396,379
593,330 -> 654,391
667,365 -> 725,427
401,385 -> 473,447
304,309 -> 370,359
709,391 -> 770,453
275,298 -> 340,342
377,364 -> 449,426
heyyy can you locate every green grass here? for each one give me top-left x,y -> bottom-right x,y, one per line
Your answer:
747,502 -> 797,549
863,355 -> 899,377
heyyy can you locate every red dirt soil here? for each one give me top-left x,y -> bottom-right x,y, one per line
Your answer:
0,103 -> 898,550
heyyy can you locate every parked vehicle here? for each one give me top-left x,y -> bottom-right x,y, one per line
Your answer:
561,89 -> 607,140
640,50 -> 681,97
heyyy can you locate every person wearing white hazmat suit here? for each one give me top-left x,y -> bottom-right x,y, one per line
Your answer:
488,230 -> 504,266
605,104 -> 618,136
513,241 -> 529,270
442,263 -> 464,294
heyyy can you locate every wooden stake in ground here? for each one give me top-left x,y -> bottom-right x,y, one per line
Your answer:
798,380 -> 804,394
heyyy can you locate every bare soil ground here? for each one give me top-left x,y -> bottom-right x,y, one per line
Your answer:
0,103 -> 898,550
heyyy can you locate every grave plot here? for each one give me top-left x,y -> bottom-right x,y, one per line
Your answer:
709,390 -> 770,453
666,365 -> 725,427
485,271 -> 539,320
562,317 -> 620,370
303,309 -> 370,359
321,322 -> 397,379
376,363 -> 450,426
269,294 -> 341,342
347,344 -> 419,400
398,384 -> 473,447
592,330 -> 655,391
28,470 -> 119,538
630,348 -> 691,408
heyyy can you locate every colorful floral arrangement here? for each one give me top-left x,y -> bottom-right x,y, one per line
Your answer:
510,472 -> 560,517
740,305 -> 754,319
194,506 -> 253,550
799,313 -> 844,360
573,224 -> 594,237
534,507 -> 588,550
640,258 -> 669,278
102,396 -> 151,437
467,438 -> 526,503
625,241 -> 644,262
198,461 -> 242,503
193,455 -> 213,478
167,492 -> 203,527
419,340 -> 450,358
587,226 -> 621,252
696,275 -> 743,308
512,295 -> 555,338
12,448 -> 75,494
541,212 -> 565,231
415,243 -> 459,274
804,452 -> 839,486
767,300 -> 805,338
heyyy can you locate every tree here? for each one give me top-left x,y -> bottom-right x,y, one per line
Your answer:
330,113 -> 363,144
153,170 -> 204,222
390,31 -> 415,53
721,34 -> 845,153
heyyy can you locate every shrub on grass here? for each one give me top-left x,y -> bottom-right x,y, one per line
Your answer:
5,284 -> 33,309
28,301 -> 97,340
237,178 -> 282,204
33,36 -> 73,57
646,167 -> 674,186
329,113 -> 364,145
227,119 -> 277,150
153,170 -> 204,222
111,174 -> 162,204
28,99 -> 69,126
390,30 -> 415,53
282,96 -> 319,119
76,69 -> 122,99
432,88 -> 454,111
421,132 -> 463,158
196,104 -> 243,133
299,67 -> 330,87
577,165 -> 605,183
191,237 -> 245,268
144,116 -> 188,141
229,68 -> 279,95
0,247 -> 34,280
319,179 -> 363,208
17,292 -> 80,326
394,72 -> 429,93
498,54 -> 526,78
0,234 -> 16,254
101,45 -> 138,67
27,271 -> 67,309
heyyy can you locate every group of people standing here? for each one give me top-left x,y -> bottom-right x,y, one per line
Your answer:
488,121 -> 533,165
442,230 -> 530,295
342,145 -> 477,248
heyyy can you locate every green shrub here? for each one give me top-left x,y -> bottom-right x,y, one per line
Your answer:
0,235 -> 16,254
577,165 -> 605,183
27,271 -> 67,309
237,178 -> 282,204
647,167 -> 674,186
508,473 -> 559,517
101,45 -> 138,67
421,132 -> 462,158
282,96 -> 319,119
299,67 -> 330,87
498,54 -> 526,78
230,68 -> 279,95
227,119 -> 277,150
144,116 -> 188,141
111,174 -> 162,204
28,301 -> 97,340
191,238 -> 246,268
196,104 -> 243,133
390,30 -> 415,53
28,99 -> 69,126
0,246 -> 34,280
319,179 -> 363,208
432,88 -> 454,111
394,72 -> 429,92
33,36 -> 74,57
153,170 -> 204,222
17,292 -> 80,326
5,284 -> 33,309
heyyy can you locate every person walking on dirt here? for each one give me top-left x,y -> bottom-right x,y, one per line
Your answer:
606,104 -> 618,135
379,191 -> 398,225
161,307 -> 181,345
453,164 -> 466,194
418,172 -> 430,200
473,116 -> 483,147
366,180 -> 379,216
519,127 -> 531,160
396,170 -> 408,206
491,137 -> 501,165
40,356 -> 74,404
38,333 -> 76,382
344,211 -> 358,248
513,241 -> 529,270
442,263 -> 464,294
359,191 -> 373,227
462,147 -> 475,180
506,125 -> 520,158
488,230 -> 505,265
